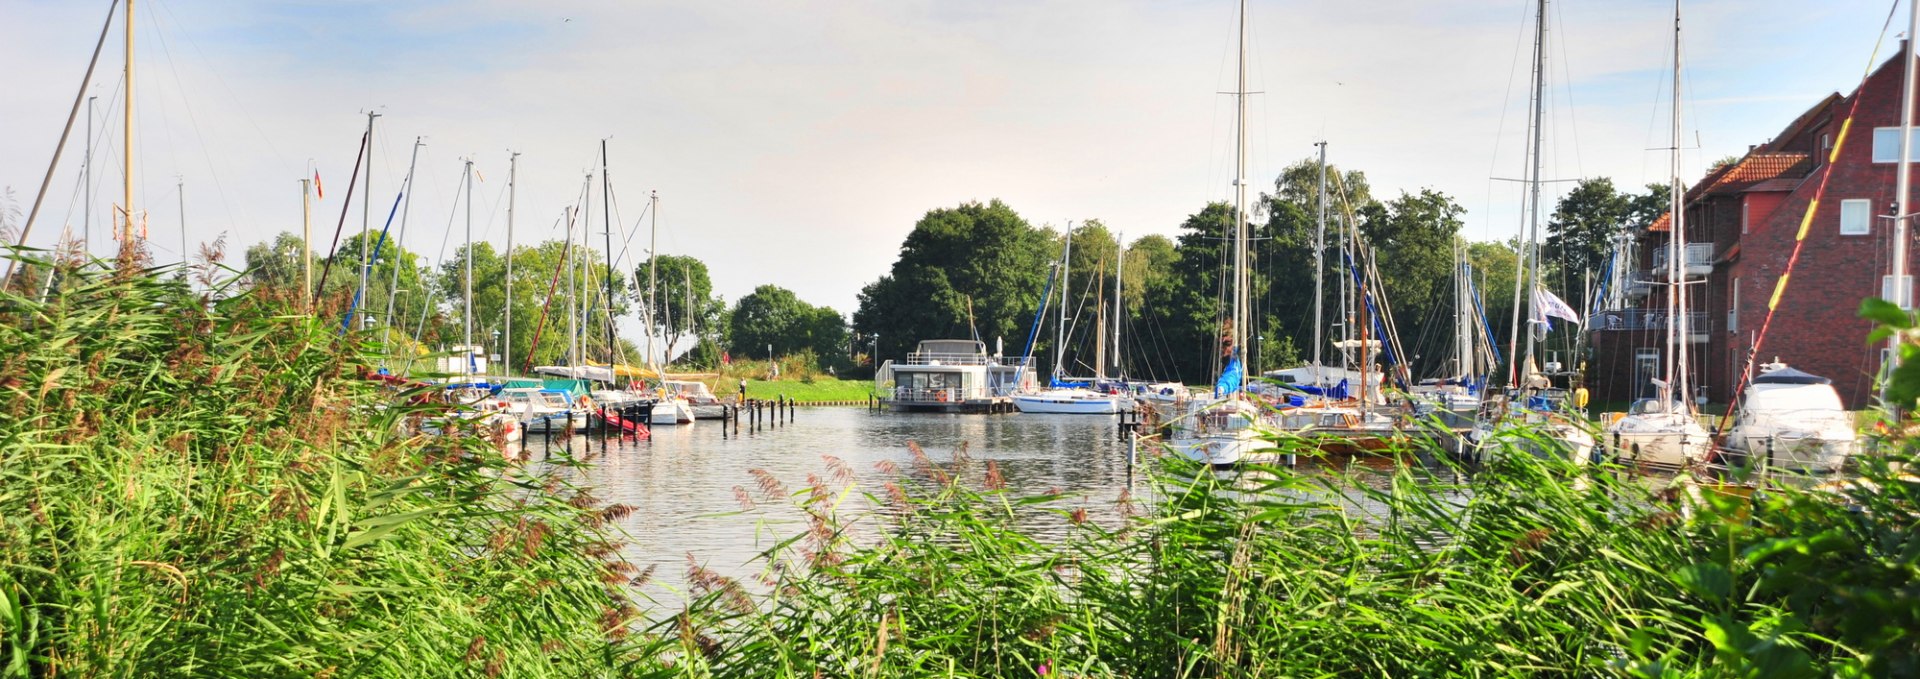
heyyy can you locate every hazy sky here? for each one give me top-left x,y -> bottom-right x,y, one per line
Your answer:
0,0 -> 1900,314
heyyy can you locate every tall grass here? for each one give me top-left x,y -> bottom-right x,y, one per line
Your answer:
0,254 -> 668,677
6,252 -> 1916,677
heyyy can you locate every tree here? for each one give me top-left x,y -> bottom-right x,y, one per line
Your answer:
243,232 -> 311,291
853,200 -> 1055,362
1121,234 -> 1176,316
443,239 -> 631,372
1139,202 -> 1236,384
632,254 -> 724,361
1544,178 -> 1631,297
1467,239 -> 1522,361
729,284 -> 848,370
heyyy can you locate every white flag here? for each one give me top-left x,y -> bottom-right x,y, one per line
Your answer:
1531,286 -> 1580,328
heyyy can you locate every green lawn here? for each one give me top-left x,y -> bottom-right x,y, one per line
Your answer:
726,377 -> 876,403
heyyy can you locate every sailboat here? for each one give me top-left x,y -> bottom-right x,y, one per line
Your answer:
1605,0 -> 1709,469
1467,0 -> 1595,465
1014,226 -> 1130,415
1163,0 -> 1275,466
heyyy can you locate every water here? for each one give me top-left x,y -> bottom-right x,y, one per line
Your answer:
518,408 -> 1143,602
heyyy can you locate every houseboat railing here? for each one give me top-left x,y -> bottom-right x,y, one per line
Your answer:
901,352 -> 1035,367
893,386 -> 993,402
1589,309 -> 1711,333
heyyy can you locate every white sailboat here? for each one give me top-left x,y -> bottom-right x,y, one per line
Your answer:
1165,0 -> 1273,466
1606,0 -> 1708,468
1468,0 -> 1595,466
1014,225 -> 1129,415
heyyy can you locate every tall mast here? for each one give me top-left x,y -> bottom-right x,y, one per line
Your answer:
505,151 -> 518,377
121,0 -> 134,248
1313,141 -> 1327,384
566,206 -> 578,369
1885,0 -> 1920,404
1113,232 -> 1125,378
579,173 -> 591,370
1231,0 -> 1250,380
647,190 -> 660,370
85,96 -> 94,255
601,141 -> 617,365
300,177 -> 311,311
1505,0 -> 1549,388
1669,0 -> 1692,411
355,112 -> 377,320
462,159 -> 474,378
177,179 -> 185,267
1095,260 -> 1107,381
1057,222 -> 1073,380
378,137 -> 422,367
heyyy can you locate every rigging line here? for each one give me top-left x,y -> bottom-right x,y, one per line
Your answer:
1550,0 -> 1584,179
410,167 -> 471,344
151,0 -> 291,174
8,0 -> 119,288
146,3 -> 246,250
1481,0 -> 1539,244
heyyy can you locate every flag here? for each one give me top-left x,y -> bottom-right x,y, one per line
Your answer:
1530,286 -> 1580,329
313,170 -> 324,200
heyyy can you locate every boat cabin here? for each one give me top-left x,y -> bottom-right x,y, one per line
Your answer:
876,339 -> 1034,413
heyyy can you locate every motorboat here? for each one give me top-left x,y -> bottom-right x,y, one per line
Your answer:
664,380 -> 729,419
1727,362 -> 1857,472
499,387 -> 588,433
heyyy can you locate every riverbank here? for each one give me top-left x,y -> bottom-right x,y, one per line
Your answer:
709,377 -> 875,403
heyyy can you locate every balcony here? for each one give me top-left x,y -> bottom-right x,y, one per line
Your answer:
1589,309 -> 1712,343
1650,243 -> 1715,279
1624,270 -> 1655,300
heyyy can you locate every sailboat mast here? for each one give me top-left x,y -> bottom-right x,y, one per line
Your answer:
1313,141 -> 1327,386
300,177 -> 311,311
355,112 -> 377,318
566,206 -> 578,369
121,0 -> 133,248
1885,0 -> 1920,404
601,141 -> 617,364
1113,232 -> 1124,378
1057,222 -> 1072,381
376,137 -> 420,366
504,151 -> 518,377
462,159 -> 474,378
1231,0 -> 1250,376
86,96 -> 93,255
1505,0 -> 1548,388
1668,0 -> 1692,410
1095,261 -> 1106,381
647,190 -> 660,370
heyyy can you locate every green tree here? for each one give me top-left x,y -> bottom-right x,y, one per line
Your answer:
853,200 -> 1055,362
1467,239 -> 1522,360
443,239 -> 630,372
1544,178 -> 1631,296
1140,202 -> 1236,384
243,231 -> 311,291
729,285 -> 848,370
632,254 -> 724,360
1121,234 -> 1176,317
1353,188 -> 1466,378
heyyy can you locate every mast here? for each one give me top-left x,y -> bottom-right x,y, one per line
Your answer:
378,137 -> 422,368
1886,0 -> 1920,404
566,206 -> 578,369
177,179 -> 185,267
1056,222 -> 1073,381
1668,0 -> 1692,412
1095,260 -> 1107,381
1505,0 -> 1549,389
1231,0 -> 1250,381
579,173 -> 591,371
1313,141 -> 1328,385
1113,232 -> 1125,378
86,96 -> 94,255
300,177 -> 312,312
647,190 -> 660,371
601,141 -> 617,364
462,158 -> 474,378
121,0 -> 134,248
355,112 -> 377,321
505,151 -> 518,377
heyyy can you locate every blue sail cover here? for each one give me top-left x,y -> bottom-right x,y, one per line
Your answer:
1214,355 -> 1245,397
1295,378 -> 1350,400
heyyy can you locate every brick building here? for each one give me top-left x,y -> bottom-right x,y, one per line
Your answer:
1589,51 -> 1915,409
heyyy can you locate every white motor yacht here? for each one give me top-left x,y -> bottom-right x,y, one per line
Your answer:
1728,362 -> 1857,473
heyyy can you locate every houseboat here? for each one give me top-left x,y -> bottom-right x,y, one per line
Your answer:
876,339 -> 1035,413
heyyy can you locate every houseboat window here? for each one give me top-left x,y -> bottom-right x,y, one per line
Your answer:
1839,199 -> 1871,235
1871,127 -> 1920,163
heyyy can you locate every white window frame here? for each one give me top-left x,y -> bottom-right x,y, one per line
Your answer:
1840,199 -> 1872,235
1884,274 -> 1915,310
1741,198 -> 1750,234
1872,127 -> 1920,163
1729,277 -> 1740,334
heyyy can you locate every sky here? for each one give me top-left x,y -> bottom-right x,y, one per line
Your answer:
0,0 -> 1904,315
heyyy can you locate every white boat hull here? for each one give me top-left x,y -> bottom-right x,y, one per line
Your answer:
1472,419 -> 1594,466
650,399 -> 695,425
1607,414 -> 1710,468
1012,393 -> 1126,414
1731,429 -> 1857,473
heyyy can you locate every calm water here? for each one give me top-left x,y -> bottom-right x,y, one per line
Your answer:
519,407 -> 1145,602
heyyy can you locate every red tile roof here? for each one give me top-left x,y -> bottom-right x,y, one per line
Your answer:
1688,152 -> 1813,203
1649,212 -> 1671,232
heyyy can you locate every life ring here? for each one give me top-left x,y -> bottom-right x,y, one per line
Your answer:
576,394 -> 591,409
935,390 -> 950,402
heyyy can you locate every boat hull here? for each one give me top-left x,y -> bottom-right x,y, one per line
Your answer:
1606,415 -> 1710,468
1012,394 -> 1126,414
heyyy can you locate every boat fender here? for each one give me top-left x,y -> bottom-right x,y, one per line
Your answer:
1573,387 -> 1591,409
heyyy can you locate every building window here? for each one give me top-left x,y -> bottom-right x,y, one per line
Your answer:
1884,274 -> 1915,310
1729,277 -> 1740,334
1741,198 -> 1750,234
1872,127 -> 1920,163
1840,199 -> 1872,235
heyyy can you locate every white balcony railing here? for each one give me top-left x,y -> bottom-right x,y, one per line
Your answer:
1651,243 -> 1714,278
